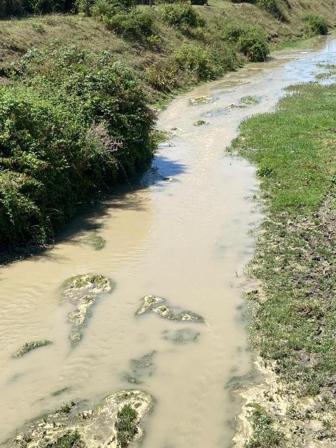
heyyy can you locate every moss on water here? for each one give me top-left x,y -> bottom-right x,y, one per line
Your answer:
61,273 -> 114,347
81,233 -> 106,251
136,295 -> 205,323
12,339 -> 53,358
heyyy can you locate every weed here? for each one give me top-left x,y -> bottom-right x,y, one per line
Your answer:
115,405 -> 138,448
304,14 -> 328,36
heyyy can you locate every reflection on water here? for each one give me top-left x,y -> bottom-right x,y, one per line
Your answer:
0,36 -> 335,447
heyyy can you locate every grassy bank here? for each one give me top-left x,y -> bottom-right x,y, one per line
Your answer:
233,82 -> 336,446
0,0 -> 335,256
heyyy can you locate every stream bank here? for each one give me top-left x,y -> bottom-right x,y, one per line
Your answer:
233,72 -> 336,448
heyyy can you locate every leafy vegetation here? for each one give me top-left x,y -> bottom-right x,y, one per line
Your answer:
115,405 -> 138,448
0,48 -> 155,249
105,9 -> 155,41
233,83 -> 336,436
222,23 -> 270,62
246,404 -> 284,448
304,14 -> 328,36
46,431 -> 82,448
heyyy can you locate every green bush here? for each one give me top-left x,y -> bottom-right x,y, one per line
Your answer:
237,26 -> 269,62
105,9 -> 155,41
161,4 -> 205,28
0,52 -> 155,249
222,22 -> 269,62
304,14 -> 328,36
146,59 -> 181,92
173,44 -> 218,81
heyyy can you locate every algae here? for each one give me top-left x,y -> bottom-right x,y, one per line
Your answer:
122,351 -> 156,385
136,295 -> 205,323
62,274 -> 115,347
81,233 -> 106,251
12,340 -> 53,359
189,96 -> 214,106
162,328 -> 200,345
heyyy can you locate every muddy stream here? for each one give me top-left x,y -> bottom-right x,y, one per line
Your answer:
1,37 -> 336,447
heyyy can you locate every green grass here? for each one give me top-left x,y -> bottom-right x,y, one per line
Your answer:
115,405 -> 138,448
246,404 -> 284,448
233,82 -> 336,442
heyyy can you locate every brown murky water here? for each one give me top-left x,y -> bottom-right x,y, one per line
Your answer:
1,37 -> 335,447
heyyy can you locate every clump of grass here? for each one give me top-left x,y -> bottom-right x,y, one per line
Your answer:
115,404 -> 138,448
304,14 -> 328,36
12,340 -> 53,358
46,430 -> 82,448
246,404 -> 285,447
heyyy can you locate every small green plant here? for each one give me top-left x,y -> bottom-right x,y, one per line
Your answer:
304,14 -> 328,36
46,430 -> 82,448
115,405 -> 138,448
246,404 -> 285,447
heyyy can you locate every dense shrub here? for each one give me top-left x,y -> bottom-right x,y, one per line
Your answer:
146,59 -> 181,92
105,9 -> 155,41
0,51 -> 155,248
304,14 -> 328,36
161,4 -> 205,29
173,44 -> 216,81
222,22 -> 269,62
238,26 -> 269,62
173,43 -> 237,81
